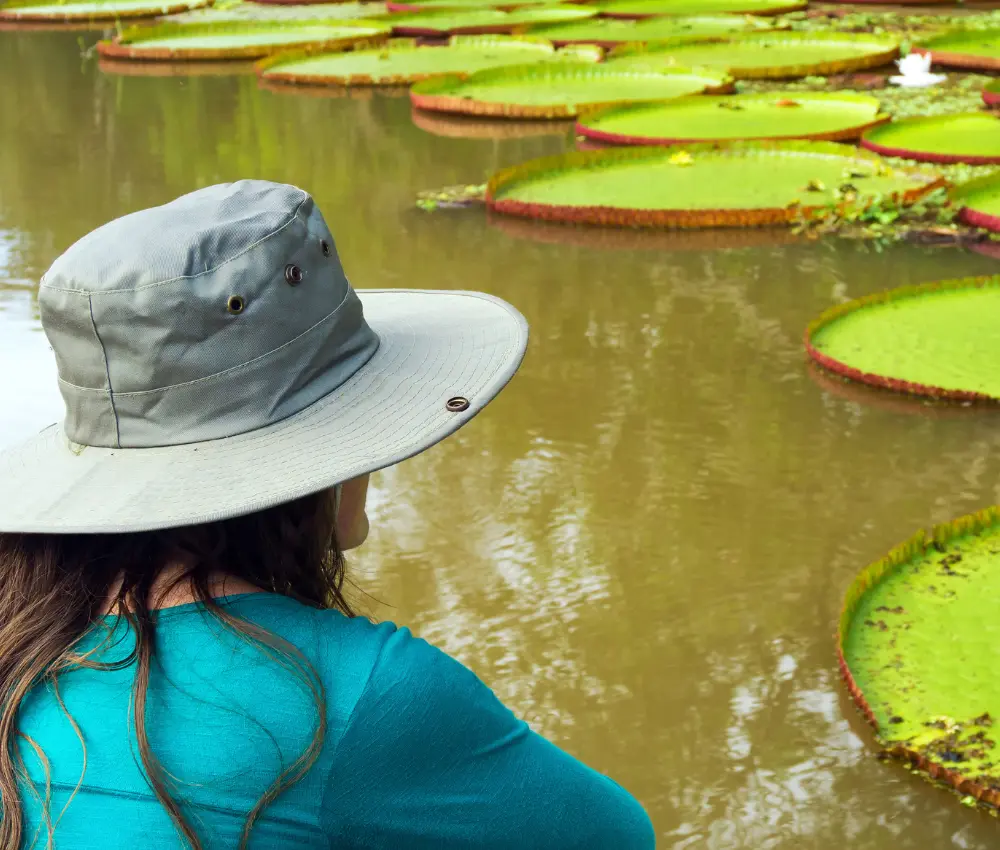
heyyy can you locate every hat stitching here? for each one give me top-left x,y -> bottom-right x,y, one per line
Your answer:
56,378 -> 111,395
111,289 -> 366,398
39,192 -> 309,295
88,293 -> 122,450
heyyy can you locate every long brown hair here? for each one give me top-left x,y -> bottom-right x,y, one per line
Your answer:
0,490 -> 353,850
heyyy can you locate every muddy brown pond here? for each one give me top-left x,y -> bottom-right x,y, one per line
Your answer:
4,28 -> 1000,849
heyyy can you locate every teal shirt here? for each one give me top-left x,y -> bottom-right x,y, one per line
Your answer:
16,593 -> 655,848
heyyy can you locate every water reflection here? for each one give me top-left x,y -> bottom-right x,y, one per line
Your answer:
3,28 -> 1000,848
0,279 -> 63,449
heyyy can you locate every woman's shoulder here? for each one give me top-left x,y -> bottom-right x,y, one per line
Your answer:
224,593 -> 487,722
221,592 -> 435,691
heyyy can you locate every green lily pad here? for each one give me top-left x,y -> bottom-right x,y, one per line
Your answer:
258,34 -> 584,85
807,276 -> 1000,400
485,140 -> 941,228
917,28 -> 1000,71
839,502 -> 1000,810
861,113 -> 1000,166
168,1 -> 385,24
577,92 -> 887,144
381,4 -> 593,35
608,31 -> 901,79
97,20 -> 389,60
594,0 -> 805,16
410,61 -> 732,118
985,79 -> 1000,107
0,0 -> 209,21
954,172 -> 1000,234
526,13 -> 776,46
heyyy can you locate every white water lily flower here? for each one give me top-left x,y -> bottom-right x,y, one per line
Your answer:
889,51 -> 947,88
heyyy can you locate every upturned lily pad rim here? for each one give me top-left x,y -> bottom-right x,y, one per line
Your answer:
486,140 -> 943,228
412,107 -> 573,138
575,91 -> 889,146
410,61 -> 733,119
860,113 -> 1000,166
255,33 -> 559,85
524,14 -> 778,48
594,0 -> 806,19
0,0 -> 210,21
838,502 -> 1000,810
381,4 -> 594,35
914,28 -> 1000,71
253,0 -> 371,5
983,78 -> 1000,107
607,31 -> 901,79
806,275 -> 1000,402
953,171 -> 1000,234
835,0 -> 954,5
385,0 -> 557,11
100,55 -> 260,75
96,18 -> 390,60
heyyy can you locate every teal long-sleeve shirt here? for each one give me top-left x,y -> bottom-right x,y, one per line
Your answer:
15,592 -> 655,848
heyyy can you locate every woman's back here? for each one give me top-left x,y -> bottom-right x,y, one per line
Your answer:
18,593 -> 654,849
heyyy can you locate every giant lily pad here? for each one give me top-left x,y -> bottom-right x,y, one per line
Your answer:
954,173 -> 1000,234
257,35 -> 583,85
381,5 -> 593,35
985,79 -> 1000,107
861,113 -> 1000,166
608,32 -> 901,79
0,0 -> 209,21
594,0 -> 804,18
486,141 -> 942,228
97,20 -> 389,60
526,13 -> 776,47
916,28 -> 1000,71
410,61 -> 731,118
839,502 -> 1000,812
577,92 -> 887,145
168,1 -> 386,24
807,275 -> 1000,401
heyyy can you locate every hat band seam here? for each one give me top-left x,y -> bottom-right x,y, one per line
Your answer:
40,192 -> 309,296
88,293 -> 121,449
111,289 -> 355,399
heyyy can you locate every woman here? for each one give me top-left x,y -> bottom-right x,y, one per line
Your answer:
0,181 -> 655,849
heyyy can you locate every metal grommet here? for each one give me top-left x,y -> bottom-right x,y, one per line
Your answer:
320,239 -> 331,257
285,264 -> 303,286
446,396 -> 470,412
227,295 -> 245,315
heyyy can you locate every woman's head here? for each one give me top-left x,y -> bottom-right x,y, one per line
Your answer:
0,180 -> 526,848
0,181 -> 527,536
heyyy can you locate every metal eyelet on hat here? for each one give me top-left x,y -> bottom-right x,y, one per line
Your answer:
227,295 -> 246,315
320,239 -> 331,257
446,397 -> 470,412
285,264 -> 303,286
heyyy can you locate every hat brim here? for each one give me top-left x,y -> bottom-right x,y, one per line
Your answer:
0,289 -> 528,534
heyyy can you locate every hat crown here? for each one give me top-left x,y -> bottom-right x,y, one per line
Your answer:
39,180 -> 379,449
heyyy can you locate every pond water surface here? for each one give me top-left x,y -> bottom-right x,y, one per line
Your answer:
4,29 -> 1000,849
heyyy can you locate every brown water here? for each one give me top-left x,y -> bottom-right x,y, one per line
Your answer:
4,29 -> 1000,848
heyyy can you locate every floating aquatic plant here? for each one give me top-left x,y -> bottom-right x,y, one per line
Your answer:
838,502 -> 1000,810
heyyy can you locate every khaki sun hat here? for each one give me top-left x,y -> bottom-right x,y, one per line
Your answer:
0,180 -> 528,534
